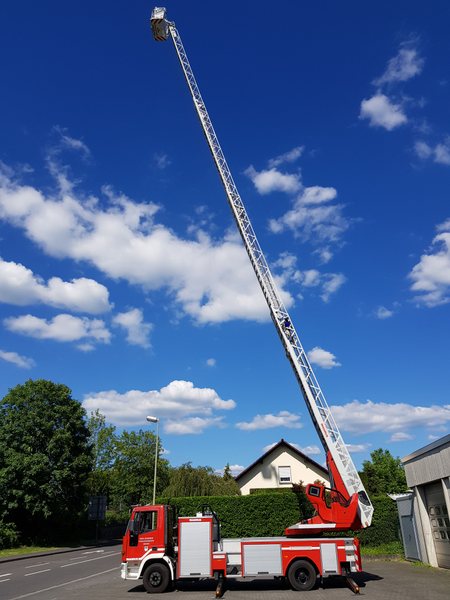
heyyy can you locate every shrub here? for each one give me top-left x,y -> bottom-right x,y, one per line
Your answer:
0,521 -> 19,549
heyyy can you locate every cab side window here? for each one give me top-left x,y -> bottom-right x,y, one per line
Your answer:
139,511 -> 158,533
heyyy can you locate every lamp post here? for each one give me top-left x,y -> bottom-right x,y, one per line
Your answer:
146,416 -> 159,505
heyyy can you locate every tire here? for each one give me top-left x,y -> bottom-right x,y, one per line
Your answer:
287,560 -> 317,592
142,563 -> 171,594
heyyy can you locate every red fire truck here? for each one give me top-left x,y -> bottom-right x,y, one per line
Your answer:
121,8 -> 374,593
121,503 -> 362,593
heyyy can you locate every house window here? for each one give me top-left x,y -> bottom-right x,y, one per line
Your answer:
278,466 -> 292,484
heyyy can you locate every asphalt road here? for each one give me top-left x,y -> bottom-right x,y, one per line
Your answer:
1,554 -> 449,600
0,545 -> 122,600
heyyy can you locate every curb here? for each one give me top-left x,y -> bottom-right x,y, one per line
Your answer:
362,554 -> 404,561
0,540 -> 121,564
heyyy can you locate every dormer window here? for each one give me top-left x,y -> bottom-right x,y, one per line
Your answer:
278,466 -> 292,484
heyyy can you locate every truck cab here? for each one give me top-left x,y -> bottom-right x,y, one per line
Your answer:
121,505 -> 176,592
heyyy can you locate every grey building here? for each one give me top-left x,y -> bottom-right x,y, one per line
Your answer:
400,434 -> 450,568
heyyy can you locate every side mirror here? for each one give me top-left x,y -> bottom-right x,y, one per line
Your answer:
130,519 -> 139,534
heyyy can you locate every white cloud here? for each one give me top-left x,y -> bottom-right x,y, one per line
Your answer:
0,257 -> 111,314
262,441 -> 321,456
245,165 -> 301,195
4,313 -> 111,344
307,346 -> 341,369
414,140 -> 433,160
346,443 -> 372,453
262,442 -> 278,452
206,358 -> 216,367
245,159 -> 350,259
332,400 -> 450,433
154,152 -> 171,169
113,308 -> 152,348
320,273 -> 346,302
82,380 -> 236,428
435,142 -> 450,165
269,186 -> 349,249
374,46 -> 424,86
414,138 -> 450,166
296,269 -> 321,287
360,94 -> 407,130
236,411 -> 303,431
77,343 -> 96,352
296,444 -> 322,456
53,126 -> 91,158
216,464 -> 244,476
313,247 -> 333,264
409,221 -> 450,306
293,269 -> 346,302
0,167 -> 295,324
165,416 -> 224,435
375,306 -> 394,319
298,186 -> 338,205
390,432 -> 414,442
268,146 -> 304,168
225,464 -> 245,476
266,254 -> 344,307
0,349 -> 35,369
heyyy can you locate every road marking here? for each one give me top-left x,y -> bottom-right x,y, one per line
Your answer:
68,551 -> 108,560
25,563 -> 49,569
0,573 -> 12,578
7,566 -> 118,599
82,549 -> 104,554
60,551 -> 119,568
0,578 -> 11,583
24,569 -> 51,577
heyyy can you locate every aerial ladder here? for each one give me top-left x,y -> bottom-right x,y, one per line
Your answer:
150,8 -> 373,534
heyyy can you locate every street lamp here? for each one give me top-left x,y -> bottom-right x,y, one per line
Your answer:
146,416 -> 159,505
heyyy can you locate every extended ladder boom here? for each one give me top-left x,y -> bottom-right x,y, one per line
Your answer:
151,7 -> 373,529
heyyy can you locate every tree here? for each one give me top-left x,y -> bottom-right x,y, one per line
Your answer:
163,463 -> 240,497
0,379 -> 93,543
109,429 -> 171,510
86,409 -> 117,496
359,448 -> 408,495
223,463 -> 234,481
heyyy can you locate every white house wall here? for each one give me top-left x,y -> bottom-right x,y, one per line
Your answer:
238,445 -> 330,495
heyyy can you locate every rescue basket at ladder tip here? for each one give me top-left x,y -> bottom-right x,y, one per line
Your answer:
151,6 -> 170,41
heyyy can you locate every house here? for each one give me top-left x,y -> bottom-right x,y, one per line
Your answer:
235,438 -> 330,495
393,434 -> 450,569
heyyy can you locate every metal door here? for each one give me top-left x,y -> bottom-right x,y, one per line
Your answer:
425,481 -> 450,569
396,495 -> 420,561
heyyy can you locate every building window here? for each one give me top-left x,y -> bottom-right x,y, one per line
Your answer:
278,466 -> 292,484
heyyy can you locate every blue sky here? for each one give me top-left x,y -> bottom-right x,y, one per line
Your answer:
1,0 -> 449,476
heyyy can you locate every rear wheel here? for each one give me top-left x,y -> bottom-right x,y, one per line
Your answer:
287,560 -> 317,592
142,563 -> 170,593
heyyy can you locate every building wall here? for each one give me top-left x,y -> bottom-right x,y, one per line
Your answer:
403,436 -> 450,569
237,445 -> 330,496
404,440 -> 450,487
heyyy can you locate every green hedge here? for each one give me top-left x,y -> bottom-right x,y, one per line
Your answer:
356,495 -> 401,546
159,491 -> 312,538
156,492 -> 400,547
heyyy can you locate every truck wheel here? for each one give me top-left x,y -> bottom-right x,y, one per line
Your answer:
287,560 -> 317,591
142,563 -> 170,593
